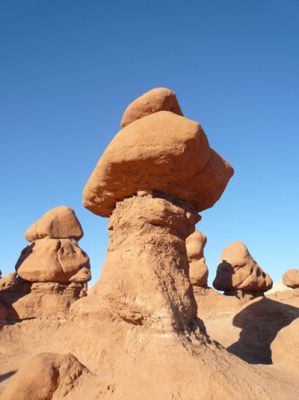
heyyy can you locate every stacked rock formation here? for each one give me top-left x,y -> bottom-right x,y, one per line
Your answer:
282,269 -> 299,289
213,241 -> 273,298
0,206 -> 91,321
3,89 -> 297,400
79,87 -> 233,332
186,230 -> 208,288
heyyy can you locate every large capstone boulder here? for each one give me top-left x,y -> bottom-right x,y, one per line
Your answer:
83,106 -> 233,217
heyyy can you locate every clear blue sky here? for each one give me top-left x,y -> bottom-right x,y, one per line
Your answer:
1,0 -> 298,285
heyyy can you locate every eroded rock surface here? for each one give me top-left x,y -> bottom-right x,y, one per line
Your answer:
83,88 -> 234,217
16,238 -> 90,283
283,269 -> 299,289
120,87 -> 183,128
186,230 -> 208,287
1,352 -> 88,400
25,205 -> 83,241
0,206 -> 90,322
75,192 -> 200,332
271,318 -> 299,369
213,241 -> 273,295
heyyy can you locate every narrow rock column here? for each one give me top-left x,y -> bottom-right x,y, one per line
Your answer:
93,192 -> 200,332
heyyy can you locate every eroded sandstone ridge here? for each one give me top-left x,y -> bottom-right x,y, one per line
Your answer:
0,206 -> 90,321
213,241 -> 273,298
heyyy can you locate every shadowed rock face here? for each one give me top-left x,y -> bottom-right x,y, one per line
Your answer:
283,269 -> 299,289
83,89 -> 234,217
213,241 -> 273,294
0,273 -> 18,292
227,297 -> 299,364
186,230 -> 208,287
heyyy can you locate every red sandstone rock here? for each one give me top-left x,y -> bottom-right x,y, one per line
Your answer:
271,318 -> 299,369
213,241 -> 273,293
11,282 -> 87,319
83,109 -> 233,217
0,273 -> 18,292
1,352 -> 88,400
25,205 -> 83,242
282,269 -> 299,289
76,192 -> 200,331
16,238 -> 90,283
120,87 -> 183,128
186,230 -> 208,287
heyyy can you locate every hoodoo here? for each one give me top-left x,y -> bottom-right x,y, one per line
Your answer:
0,206 -> 91,321
2,89 -> 297,400
186,229 -> 209,288
282,269 -> 299,289
213,241 -> 273,297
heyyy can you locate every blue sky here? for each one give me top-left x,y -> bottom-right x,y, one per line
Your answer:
0,0 -> 298,285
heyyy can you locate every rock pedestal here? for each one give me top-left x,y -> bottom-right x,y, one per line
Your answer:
76,192 -> 200,332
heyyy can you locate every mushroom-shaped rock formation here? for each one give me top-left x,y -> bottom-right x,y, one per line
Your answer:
66,90 -> 298,399
213,241 -> 273,296
282,269 -> 299,289
0,206 -> 91,321
1,352 -> 89,400
83,92 -> 234,217
186,230 -> 208,288
120,87 -> 183,128
16,206 -> 90,284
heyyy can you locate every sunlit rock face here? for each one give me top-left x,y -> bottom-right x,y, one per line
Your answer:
213,241 -> 273,296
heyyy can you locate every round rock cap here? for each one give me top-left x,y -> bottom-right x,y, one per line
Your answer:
25,205 -> 83,242
120,87 -> 183,128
